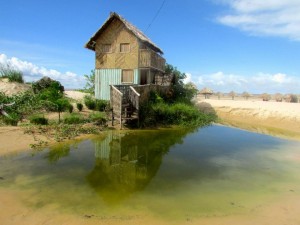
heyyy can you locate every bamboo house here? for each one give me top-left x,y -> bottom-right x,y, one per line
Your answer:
85,12 -> 170,127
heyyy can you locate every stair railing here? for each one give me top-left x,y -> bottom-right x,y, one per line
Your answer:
110,85 -> 123,128
129,86 -> 140,110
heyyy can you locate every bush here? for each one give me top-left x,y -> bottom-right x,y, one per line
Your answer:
63,113 -> 85,124
32,76 -> 64,94
0,64 -> 24,83
84,95 -> 96,110
29,114 -> 48,125
68,104 -> 74,113
88,112 -> 107,125
96,100 -> 108,111
76,102 -> 83,111
139,101 -> 216,127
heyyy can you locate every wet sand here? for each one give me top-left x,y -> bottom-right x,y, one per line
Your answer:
0,126 -> 44,155
0,188 -> 299,225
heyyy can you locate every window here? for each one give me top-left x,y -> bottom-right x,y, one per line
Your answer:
122,70 -> 134,83
120,43 -> 130,53
101,44 -> 112,53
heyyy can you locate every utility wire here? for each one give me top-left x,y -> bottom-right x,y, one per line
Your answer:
145,0 -> 167,32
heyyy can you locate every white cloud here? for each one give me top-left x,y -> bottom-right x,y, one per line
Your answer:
189,71 -> 300,94
183,73 -> 192,84
0,54 -> 85,89
217,0 -> 300,40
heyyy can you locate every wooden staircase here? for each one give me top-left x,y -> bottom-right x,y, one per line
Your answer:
110,85 -> 140,128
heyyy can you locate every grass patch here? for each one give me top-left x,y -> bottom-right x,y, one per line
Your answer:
2,112 -> 20,126
88,112 -> 107,125
0,64 -> 24,83
63,113 -> 85,124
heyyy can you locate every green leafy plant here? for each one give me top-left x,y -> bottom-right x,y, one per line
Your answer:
84,95 -> 96,110
68,104 -> 74,113
29,114 -> 48,125
76,102 -> 83,111
32,76 -> 64,94
55,98 -> 70,123
96,99 -> 108,111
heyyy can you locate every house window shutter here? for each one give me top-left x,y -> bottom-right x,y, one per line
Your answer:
122,70 -> 134,83
120,43 -> 130,53
101,44 -> 112,53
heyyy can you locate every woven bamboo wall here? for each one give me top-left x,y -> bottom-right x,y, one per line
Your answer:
95,19 -> 139,69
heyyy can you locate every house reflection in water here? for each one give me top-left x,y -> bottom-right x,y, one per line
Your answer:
86,129 -> 192,204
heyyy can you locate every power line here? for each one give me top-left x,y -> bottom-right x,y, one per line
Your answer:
145,0 -> 167,32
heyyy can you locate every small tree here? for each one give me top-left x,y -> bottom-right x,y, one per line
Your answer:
84,70 -> 95,94
55,98 -> 70,123
164,63 -> 193,103
184,82 -> 198,99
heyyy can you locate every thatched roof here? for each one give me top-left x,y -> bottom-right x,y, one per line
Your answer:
199,87 -> 213,95
85,12 -> 163,54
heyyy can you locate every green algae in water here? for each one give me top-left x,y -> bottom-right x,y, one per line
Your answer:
0,125 -> 300,221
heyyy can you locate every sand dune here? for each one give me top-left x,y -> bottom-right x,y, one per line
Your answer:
196,98 -> 300,140
0,79 -> 31,95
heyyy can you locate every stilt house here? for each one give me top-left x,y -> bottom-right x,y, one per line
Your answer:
85,12 -> 170,127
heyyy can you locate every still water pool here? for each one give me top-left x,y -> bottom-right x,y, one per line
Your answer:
0,125 -> 300,224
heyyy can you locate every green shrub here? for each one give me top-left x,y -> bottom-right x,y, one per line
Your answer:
63,113 -> 85,124
84,95 -> 96,110
96,99 -> 108,111
29,114 -> 48,125
32,76 -> 64,94
68,104 -> 74,113
88,112 -> 107,125
76,102 -> 83,111
139,102 -> 216,127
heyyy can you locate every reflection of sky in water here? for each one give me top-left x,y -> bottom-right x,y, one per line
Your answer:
0,125 -> 299,219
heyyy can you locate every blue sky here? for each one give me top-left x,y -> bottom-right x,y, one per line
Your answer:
1,0 -> 300,94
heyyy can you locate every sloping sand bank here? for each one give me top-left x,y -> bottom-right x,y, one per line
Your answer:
196,98 -> 300,140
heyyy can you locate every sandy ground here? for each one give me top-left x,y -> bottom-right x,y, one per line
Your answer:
0,126 -> 46,155
65,90 -> 89,101
196,98 -> 300,140
0,79 -> 31,95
